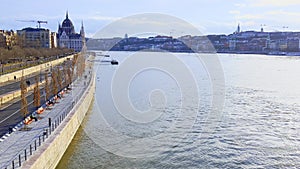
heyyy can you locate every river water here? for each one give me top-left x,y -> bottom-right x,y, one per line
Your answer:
57,52 -> 300,168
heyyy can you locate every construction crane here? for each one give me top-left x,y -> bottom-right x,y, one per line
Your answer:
16,20 -> 48,28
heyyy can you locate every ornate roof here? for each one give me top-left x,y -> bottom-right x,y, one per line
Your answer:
59,11 -> 75,36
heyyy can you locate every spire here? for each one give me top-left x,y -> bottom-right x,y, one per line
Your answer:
80,21 -> 85,38
58,22 -> 62,34
237,23 -> 241,33
80,20 -> 85,37
66,10 -> 69,19
80,20 -> 86,51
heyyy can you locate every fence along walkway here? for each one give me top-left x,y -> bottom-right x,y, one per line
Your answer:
0,68 -> 92,169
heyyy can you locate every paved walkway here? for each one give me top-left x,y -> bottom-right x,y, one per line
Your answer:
0,70 -> 92,169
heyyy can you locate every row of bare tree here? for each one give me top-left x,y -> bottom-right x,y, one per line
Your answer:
20,53 -> 86,120
0,46 -> 74,64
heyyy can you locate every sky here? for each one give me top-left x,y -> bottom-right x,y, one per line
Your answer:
1,0 -> 300,38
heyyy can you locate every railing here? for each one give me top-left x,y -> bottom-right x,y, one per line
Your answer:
0,66 -> 93,169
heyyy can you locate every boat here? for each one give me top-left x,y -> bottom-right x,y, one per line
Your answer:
111,60 -> 118,65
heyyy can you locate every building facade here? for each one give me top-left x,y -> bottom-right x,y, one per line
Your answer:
57,12 -> 85,52
17,28 -> 52,48
0,33 -> 6,47
0,30 -> 17,48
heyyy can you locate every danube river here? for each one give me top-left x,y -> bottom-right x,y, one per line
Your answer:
57,52 -> 300,168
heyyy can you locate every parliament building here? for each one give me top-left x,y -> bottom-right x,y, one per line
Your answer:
57,12 -> 86,52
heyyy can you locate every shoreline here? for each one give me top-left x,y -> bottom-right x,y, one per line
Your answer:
93,49 -> 300,57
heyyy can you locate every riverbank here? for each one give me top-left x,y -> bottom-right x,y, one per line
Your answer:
21,74 -> 95,169
0,54 -> 95,169
218,50 -> 300,56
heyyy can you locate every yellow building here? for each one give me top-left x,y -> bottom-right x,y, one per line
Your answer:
0,30 -> 17,48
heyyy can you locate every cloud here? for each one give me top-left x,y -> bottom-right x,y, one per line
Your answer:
237,14 -> 263,20
229,9 -> 263,20
229,10 -> 240,15
262,10 -> 300,29
266,10 -> 300,17
87,16 -> 121,21
234,3 -> 246,8
228,7 -> 300,24
240,21 -> 258,27
228,9 -> 300,31
92,13 -> 204,38
249,0 -> 300,6
208,20 -> 236,27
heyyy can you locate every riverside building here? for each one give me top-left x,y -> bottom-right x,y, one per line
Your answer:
17,28 -> 52,48
57,11 -> 86,52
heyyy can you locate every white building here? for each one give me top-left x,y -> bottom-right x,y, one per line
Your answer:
50,32 -> 57,48
57,12 -> 85,52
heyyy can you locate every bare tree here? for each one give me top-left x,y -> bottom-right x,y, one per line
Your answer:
33,75 -> 40,108
51,69 -> 58,95
0,43 -> 74,74
45,73 -> 50,101
67,66 -> 72,85
72,54 -> 78,80
63,64 -> 68,87
77,53 -> 86,78
57,67 -> 63,91
20,75 -> 28,120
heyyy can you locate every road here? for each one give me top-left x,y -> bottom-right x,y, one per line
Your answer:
0,78 -> 70,137
0,71 -> 47,96
0,61 -> 70,96
0,60 -> 73,137
0,88 -> 47,137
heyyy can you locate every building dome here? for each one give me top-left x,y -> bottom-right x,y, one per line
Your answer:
60,11 -> 75,35
62,18 -> 73,28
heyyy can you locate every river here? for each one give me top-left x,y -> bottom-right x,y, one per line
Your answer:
57,51 -> 300,168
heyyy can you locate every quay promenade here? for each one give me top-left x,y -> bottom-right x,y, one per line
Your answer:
0,62 -> 94,169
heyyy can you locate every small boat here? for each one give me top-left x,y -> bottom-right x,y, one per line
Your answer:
111,60 -> 118,65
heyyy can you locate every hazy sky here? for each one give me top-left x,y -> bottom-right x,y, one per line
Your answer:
1,0 -> 300,37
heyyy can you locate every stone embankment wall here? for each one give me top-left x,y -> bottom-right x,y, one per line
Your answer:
21,74 -> 95,169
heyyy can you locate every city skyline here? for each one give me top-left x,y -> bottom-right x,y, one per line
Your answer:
1,0 -> 300,37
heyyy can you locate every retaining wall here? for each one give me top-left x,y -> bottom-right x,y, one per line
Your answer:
21,75 -> 95,169
0,80 -> 46,106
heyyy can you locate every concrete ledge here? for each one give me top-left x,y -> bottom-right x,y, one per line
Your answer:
21,74 -> 95,169
0,80 -> 46,106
